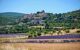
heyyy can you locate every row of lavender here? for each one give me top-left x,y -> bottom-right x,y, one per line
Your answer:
0,34 -> 80,39
27,34 -> 80,43
0,34 -> 28,38
33,34 -> 80,39
26,39 -> 80,43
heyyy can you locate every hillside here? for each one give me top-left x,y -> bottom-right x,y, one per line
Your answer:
19,9 -> 80,28
0,12 -> 25,25
0,9 -> 80,36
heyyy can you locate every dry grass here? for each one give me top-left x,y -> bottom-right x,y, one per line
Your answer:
0,42 -> 80,50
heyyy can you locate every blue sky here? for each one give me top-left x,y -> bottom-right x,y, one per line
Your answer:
0,0 -> 80,13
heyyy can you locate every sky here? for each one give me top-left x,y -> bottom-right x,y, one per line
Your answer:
0,0 -> 80,14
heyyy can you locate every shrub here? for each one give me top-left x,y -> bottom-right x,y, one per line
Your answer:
76,30 -> 80,33
65,30 -> 70,33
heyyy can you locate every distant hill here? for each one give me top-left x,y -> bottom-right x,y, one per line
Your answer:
0,9 -> 80,28
0,12 -> 25,25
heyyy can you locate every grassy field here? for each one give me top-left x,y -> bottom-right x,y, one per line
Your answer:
0,42 -> 80,50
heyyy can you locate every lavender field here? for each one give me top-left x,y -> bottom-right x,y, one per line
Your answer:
0,34 -> 80,43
